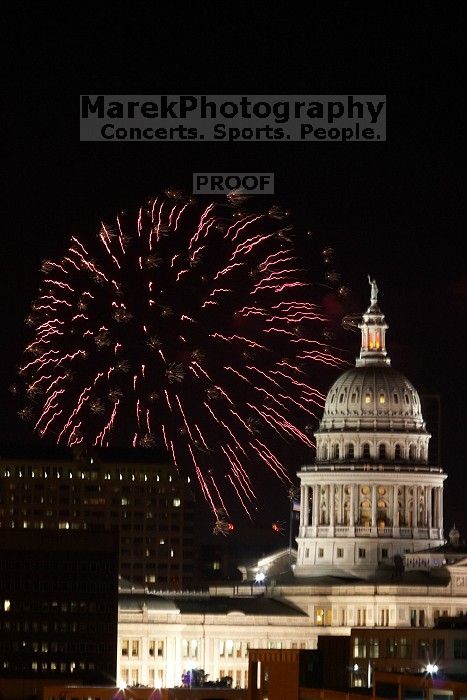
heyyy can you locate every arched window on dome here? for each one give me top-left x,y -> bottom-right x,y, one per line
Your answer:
408,445 -> 415,461
379,392 -> 386,404
333,444 -> 340,460
404,393 -> 410,404
362,443 -> 370,459
364,391 -> 372,405
339,393 -> 345,404
322,444 -> 328,461
394,444 -> 402,460
346,443 -> 354,459
378,444 -> 387,460
393,393 -> 399,404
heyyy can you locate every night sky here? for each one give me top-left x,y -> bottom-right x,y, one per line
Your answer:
4,6 -> 466,537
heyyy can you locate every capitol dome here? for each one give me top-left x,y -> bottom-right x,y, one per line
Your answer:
320,365 -> 426,433
294,277 -> 446,579
315,277 -> 429,461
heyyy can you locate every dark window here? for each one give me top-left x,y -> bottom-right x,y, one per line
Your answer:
454,639 -> 467,659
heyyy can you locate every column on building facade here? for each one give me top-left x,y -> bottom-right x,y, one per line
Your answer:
371,484 -> 377,527
303,484 -> 310,527
349,483 -> 354,527
433,487 -> 439,529
330,483 -> 335,527
300,485 -> 306,527
404,485 -> 409,528
439,487 -> 443,532
312,484 -> 319,527
392,484 -> 398,528
413,486 -> 418,528
352,484 -> 360,525
436,486 -> 443,529
426,486 -> 432,528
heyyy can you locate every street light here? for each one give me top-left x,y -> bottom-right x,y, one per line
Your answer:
426,663 -> 438,674
255,572 -> 265,584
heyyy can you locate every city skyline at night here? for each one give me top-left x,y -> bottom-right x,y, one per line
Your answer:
4,5 -> 465,537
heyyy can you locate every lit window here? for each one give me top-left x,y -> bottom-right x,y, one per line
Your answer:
379,393 -> 385,404
212,561 -> 221,571
3,600 -> 10,612
365,393 -> 371,404
173,498 -> 181,507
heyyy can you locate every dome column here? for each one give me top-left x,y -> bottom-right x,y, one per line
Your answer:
426,486 -> 432,530
436,486 -> 442,533
312,484 -> 319,531
413,486 -> 418,528
371,484 -> 377,534
352,484 -> 358,528
329,484 -> 335,533
392,485 -> 399,535
439,488 -> 443,538
348,484 -> 355,534
300,485 -> 309,529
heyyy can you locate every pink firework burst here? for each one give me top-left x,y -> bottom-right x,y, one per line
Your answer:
18,193 -> 344,521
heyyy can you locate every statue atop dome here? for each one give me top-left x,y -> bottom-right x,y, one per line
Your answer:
367,274 -> 379,306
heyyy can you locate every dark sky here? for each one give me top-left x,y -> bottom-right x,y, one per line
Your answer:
4,5 -> 466,536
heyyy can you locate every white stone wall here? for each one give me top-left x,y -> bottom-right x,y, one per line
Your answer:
117,571 -> 467,689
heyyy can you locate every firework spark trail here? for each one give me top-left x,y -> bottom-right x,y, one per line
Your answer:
18,193 -> 345,522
